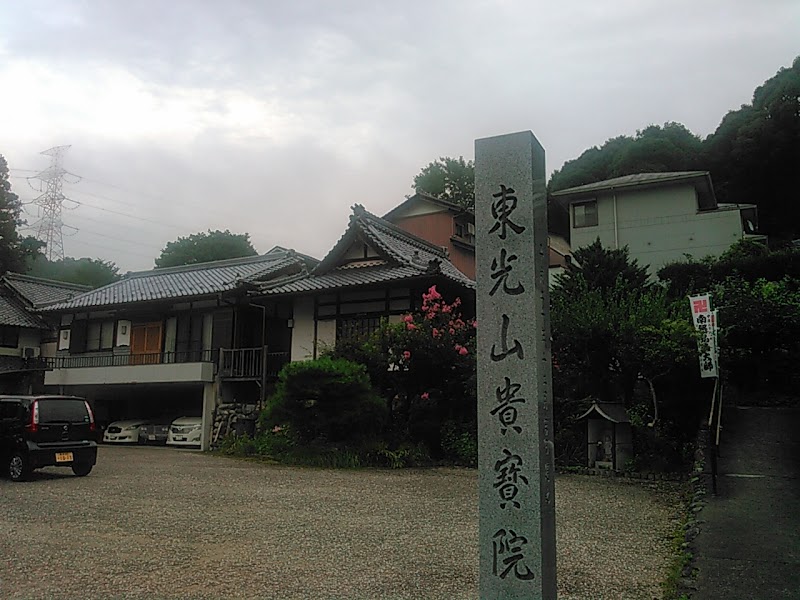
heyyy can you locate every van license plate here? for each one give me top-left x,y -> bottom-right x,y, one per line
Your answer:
55,452 -> 73,463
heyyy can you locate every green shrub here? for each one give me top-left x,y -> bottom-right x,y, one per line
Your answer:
261,357 -> 387,444
440,420 -> 477,466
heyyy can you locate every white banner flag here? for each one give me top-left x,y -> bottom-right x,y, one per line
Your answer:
689,294 -> 718,378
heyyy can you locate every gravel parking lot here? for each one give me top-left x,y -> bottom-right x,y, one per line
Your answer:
0,446 -> 681,600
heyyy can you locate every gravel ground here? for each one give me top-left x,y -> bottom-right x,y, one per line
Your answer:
0,446 -> 681,600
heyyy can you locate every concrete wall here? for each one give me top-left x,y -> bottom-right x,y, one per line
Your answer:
44,361 -> 215,386
570,184 -> 745,275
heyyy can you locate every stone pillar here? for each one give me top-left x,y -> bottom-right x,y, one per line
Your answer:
200,380 -> 218,451
475,131 -> 557,599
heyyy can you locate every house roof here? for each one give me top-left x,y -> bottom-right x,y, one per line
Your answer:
382,192 -> 468,221
551,171 -> 717,210
2,273 -> 90,308
257,205 -> 475,296
40,250 -> 313,311
577,401 -> 630,423
0,293 -> 45,328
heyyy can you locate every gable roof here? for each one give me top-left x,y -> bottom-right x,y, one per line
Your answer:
256,205 -> 475,296
551,171 -> 717,210
382,192 -> 469,221
2,273 -> 91,309
41,250 -> 315,312
577,401 -> 630,423
0,293 -> 45,328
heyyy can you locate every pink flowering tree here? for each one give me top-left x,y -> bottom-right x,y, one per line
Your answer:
333,285 -> 477,459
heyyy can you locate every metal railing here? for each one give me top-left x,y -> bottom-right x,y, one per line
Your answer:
0,355 -> 48,373
46,349 -> 218,369
218,347 -> 290,379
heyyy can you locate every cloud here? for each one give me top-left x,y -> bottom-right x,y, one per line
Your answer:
2,0 -> 799,271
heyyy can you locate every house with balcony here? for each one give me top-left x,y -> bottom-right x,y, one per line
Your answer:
0,273 -> 89,394
38,248 -> 316,449
383,192 -> 574,285
551,171 -> 765,275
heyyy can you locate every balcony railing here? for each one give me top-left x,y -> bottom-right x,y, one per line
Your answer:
0,355 -> 49,374
46,350 -> 218,370
219,347 -> 290,380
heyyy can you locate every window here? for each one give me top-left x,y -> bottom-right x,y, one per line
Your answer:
86,320 -> 115,351
0,326 -> 19,348
573,200 -> 598,228
336,316 -> 383,344
453,217 -> 475,244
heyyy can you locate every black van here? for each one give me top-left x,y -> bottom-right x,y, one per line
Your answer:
0,395 -> 98,481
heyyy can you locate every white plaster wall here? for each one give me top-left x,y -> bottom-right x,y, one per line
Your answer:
316,319 -> 336,356
290,297 -> 315,362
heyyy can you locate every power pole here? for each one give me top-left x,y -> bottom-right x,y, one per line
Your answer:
29,145 -> 78,261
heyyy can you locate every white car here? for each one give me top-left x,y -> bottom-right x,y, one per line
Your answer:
166,416 -> 202,447
103,420 -> 150,444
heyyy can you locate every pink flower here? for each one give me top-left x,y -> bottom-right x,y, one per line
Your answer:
427,285 -> 442,300
406,323 -> 417,331
432,328 -> 440,338
402,314 -> 414,323
449,328 -> 455,335
472,320 -> 478,328
403,350 -> 411,360
454,344 -> 462,352
458,346 -> 469,356
272,425 -> 283,433
421,392 -> 430,400
442,304 -> 452,313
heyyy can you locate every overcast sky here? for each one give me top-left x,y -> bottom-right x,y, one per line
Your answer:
1,0 -> 797,272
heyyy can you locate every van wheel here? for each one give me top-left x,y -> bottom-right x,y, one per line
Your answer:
72,463 -> 93,477
9,452 -> 31,482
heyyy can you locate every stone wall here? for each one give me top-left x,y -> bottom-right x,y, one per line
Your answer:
211,402 -> 259,447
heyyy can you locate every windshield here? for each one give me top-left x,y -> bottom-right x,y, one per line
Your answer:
37,399 -> 90,424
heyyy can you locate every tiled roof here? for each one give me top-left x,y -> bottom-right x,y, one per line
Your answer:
3,273 -> 90,308
41,251 -> 309,311
258,205 -> 475,295
551,172 -> 710,196
551,171 -> 717,211
0,294 -> 44,328
382,192 -> 467,221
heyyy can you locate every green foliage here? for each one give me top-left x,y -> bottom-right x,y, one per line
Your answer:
548,122 -> 703,193
332,286 -> 477,457
705,56 -> 800,241
555,238 -> 651,296
551,240 -> 699,468
155,229 -> 257,268
26,255 -> 120,288
412,156 -> 475,210
440,420 -> 477,467
261,357 -> 387,444
716,276 -> 800,392
659,241 -> 800,298
0,155 -> 45,274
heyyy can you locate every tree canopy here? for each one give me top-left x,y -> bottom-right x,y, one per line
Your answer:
412,156 -> 475,210
0,155 -> 45,274
155,229 -> 258,268
548,122 -> 703,192
27,256 -> 120,288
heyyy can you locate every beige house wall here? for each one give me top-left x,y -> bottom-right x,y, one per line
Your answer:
570,184 -> 746,275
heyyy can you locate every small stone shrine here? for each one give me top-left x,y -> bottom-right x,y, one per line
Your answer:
577,401 -> 633,470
